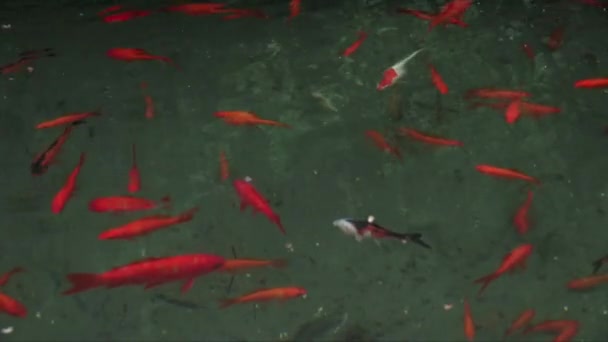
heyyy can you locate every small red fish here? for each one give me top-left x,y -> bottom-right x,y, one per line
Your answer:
162,3 -> 226,15
63,253 -> 225,295
398,127 -> 463,147
365,130 -> 402,160
107,48 -> 179,69
99,207 -> 199,240
141,82 -> 154,119
220,286 -> 306,308
233,176 -> 285,234
0,292 -> 27,318
219,150 -> 229,181
567,273 -> 608,290
429,0 -> 472,31
474,244 -> 533,294
102,10 -> 152,23
31,122 -> 82,175
36,111 -> 100,129
524,320 -> 580,342
88,195 -> 170,213
476,164 -> 540,184
464,88 -> 531,100
429,63 -> 448,94
219,258 -> 287,273
0,268 -> 23,287
513,190 -> 533,235
342,31 -> 367,57
396,8 -> 467,27
128,144 -> 141,193
289,0 -> 301,19
574,78 -> 608,89
51,153 -> 86,214
463,299 -> 475,342
505,309 -> 535,336
505,99 -> 522,124
215,111 -> 290,127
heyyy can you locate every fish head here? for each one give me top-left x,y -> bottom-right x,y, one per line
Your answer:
377,68 -> 398,90
333,218 -> 360,237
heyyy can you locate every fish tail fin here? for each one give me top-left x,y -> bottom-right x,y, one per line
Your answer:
62,273 -> 101,295
178,207 -> 199,221
390,232 -> 431,249
271,259 -> 288,268
473,273 -> 500,295
219,298 -> 238,309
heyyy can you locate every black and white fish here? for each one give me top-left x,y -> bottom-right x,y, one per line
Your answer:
332,215 -> 431,249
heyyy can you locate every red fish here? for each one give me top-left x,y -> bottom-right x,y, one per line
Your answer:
99,207 -> 199,240
215,111 -> 290,127
567,273 -> 608,290
513,190 -> 533,235
128,144 -> 141,193
0,293 -> 27,317
219,258 -> 287,273
31,122 -> 82,175
62,253 -> 225,295
505,99 -> 522,124
474,244 -> 534,294
1,48 -> 55,75
233,176 -> 285,234
365,130 -> 402,160
51,152 -> 86,214
36,111 -> 100,129
377,48 -> 424,90
429,0 -> 472,31
141,82 -> 154,119
0,268 -> 23,287
106,48 -> 179,69
464,88 -> 531,100
102,10 -> 152,23
162,3 -> 226,15
505,309 -> 535,336
476,164 -> 540,184
524,320 -> 580,342
463,299 -> 475,341
289,0 -> 301,19
88,195 -> 170,213
574,78 -> 608,88
398,127 -> 463,147
219,150 -> 229,181
342,31 -> 367,57
429,63 -> 448,94
220,286 -> 306,308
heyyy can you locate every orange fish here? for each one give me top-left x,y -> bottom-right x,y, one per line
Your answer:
219,150 -> 229,181
377,48 -> 424,90
429,64 -> 448,94
31,122 -> 82,175
106,48 -> 179,69
0,267 -> 23,287
463,299 -> 475,341
398,127 -> 463,147
567,273 -> 608,290
342,31 -> 367,57
513,190 -> 533,235
505,309 -> 535,336
1,48 -> 55,74
128,144 -> 141,193
162,3 -> 226,15
574,78 -> 608,89
88,195 -> 170,213
220,286 -> 307,308
36,111 -> 100,129
63,253 -> 225,295
99,207 -> 199,240
102,10 -> 152,23
365,130 -> 402,159
214,111 -> 290,127
219,258 -> 287,273
233,176 -> 285,234
289,0 -> 301,19
474,244 -> 533,294
524,320 -> 579,342
51,152 -> 86,214
141,82 -> 154,119
429,0 -> 472,31
476,164 -> 540,184
396,8 -> 467,27
0,292 -> 27,318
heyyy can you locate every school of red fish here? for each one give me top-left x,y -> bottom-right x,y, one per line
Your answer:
3,0 -> 608,340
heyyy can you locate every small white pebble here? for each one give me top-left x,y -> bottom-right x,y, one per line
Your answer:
1,327 -> 13,334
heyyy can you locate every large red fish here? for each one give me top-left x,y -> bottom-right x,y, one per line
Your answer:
63,253 -> 225,295
98,207 -> 198,240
